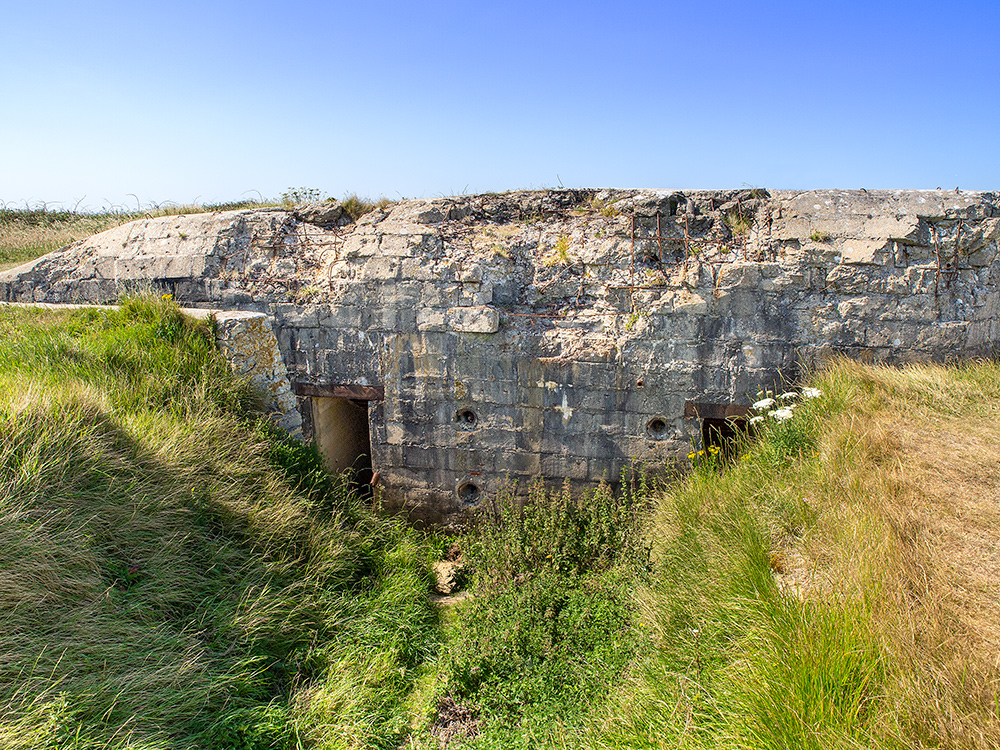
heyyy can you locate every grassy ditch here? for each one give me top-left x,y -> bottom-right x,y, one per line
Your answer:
0,298 -> 438,749
420,477 -> 652,749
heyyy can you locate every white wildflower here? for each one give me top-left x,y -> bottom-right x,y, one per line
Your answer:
749,415 -> 765,425
753,397 -> 776,410
802,387 -> 823,399
778,391 -> 798,400
771,407 -> 794,422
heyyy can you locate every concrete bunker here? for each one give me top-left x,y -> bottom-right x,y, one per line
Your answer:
4,188 -> 999,527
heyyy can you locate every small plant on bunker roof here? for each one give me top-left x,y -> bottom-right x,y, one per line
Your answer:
339,193 -> 395,221
554,234 -> 572,263
585,195 -> 623,217
810,229 -> 831,242
724,209 -> 752,237
281,187 -> 325,206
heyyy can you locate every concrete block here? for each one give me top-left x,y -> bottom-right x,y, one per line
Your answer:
497,451 -> 542,476
841,239 -> 890,265
915,321 -> 967,350
864,215 -> 925,244
422,284 -> 461,307
826,266 -> 871,294
672,292 -> 710,315
540,453 -> 589,480
717,262 -> 762,290
447,306 -> 500,334
417,309 -> 447,332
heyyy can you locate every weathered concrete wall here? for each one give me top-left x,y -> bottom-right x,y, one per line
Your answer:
3,188 -> 998,526
214,311 -> 303,438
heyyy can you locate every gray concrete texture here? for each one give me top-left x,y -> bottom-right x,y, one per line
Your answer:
3,188 -> 998,526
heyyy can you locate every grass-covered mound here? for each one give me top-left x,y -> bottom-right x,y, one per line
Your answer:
0,298 -> 438,749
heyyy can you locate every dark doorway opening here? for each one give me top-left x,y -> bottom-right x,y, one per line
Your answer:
295,382 -> 384,498
311,397 -> 372,492
702,417 -> 753,461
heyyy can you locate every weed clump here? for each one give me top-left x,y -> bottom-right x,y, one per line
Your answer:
436,476 -> 650,744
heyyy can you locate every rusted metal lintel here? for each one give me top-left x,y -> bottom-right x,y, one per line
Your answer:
294,382 -> 385,401
684,401 -> 751,420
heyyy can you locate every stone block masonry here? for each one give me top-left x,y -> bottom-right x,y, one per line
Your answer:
3,188 -> 998,527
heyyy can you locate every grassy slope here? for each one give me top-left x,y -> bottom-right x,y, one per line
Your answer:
0,299 -> 438,749
588,360 -> 1000,750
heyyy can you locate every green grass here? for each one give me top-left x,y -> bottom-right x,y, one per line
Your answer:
419,477 -> 651,749
0,298 -> 438,749
581,384 -> 900,749
3,297 -> 998,749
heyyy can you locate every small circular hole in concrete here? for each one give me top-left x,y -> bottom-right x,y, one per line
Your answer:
455,408 -> 478,428
457,482 -> 481,505
646,417 -> 668,440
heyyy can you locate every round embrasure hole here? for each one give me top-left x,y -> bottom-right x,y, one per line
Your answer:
646,417 -> 669,440
455,408 -> 478,428
457,482 -> 481,505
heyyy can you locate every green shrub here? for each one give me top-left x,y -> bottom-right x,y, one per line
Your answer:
434,477 -> 651,747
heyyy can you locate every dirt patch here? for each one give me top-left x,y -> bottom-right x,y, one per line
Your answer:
429,696 -> 480,747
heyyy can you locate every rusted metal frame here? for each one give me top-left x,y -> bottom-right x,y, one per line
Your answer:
293,382 -> 385,401
949,221 -> 965,283
656,212 -> 663,262
630,214 -> 636,311
683,401 -> 751,420
683,213 -> 691,258
630,211 -> 680,290
932,223 -> 962,297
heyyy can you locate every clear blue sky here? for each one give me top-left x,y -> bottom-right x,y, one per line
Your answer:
3,0 -> 998,210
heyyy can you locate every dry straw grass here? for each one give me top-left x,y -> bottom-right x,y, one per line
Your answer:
0,212 -> 124,271
768,359 -> 1000,748
843,362 -> 1000,748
